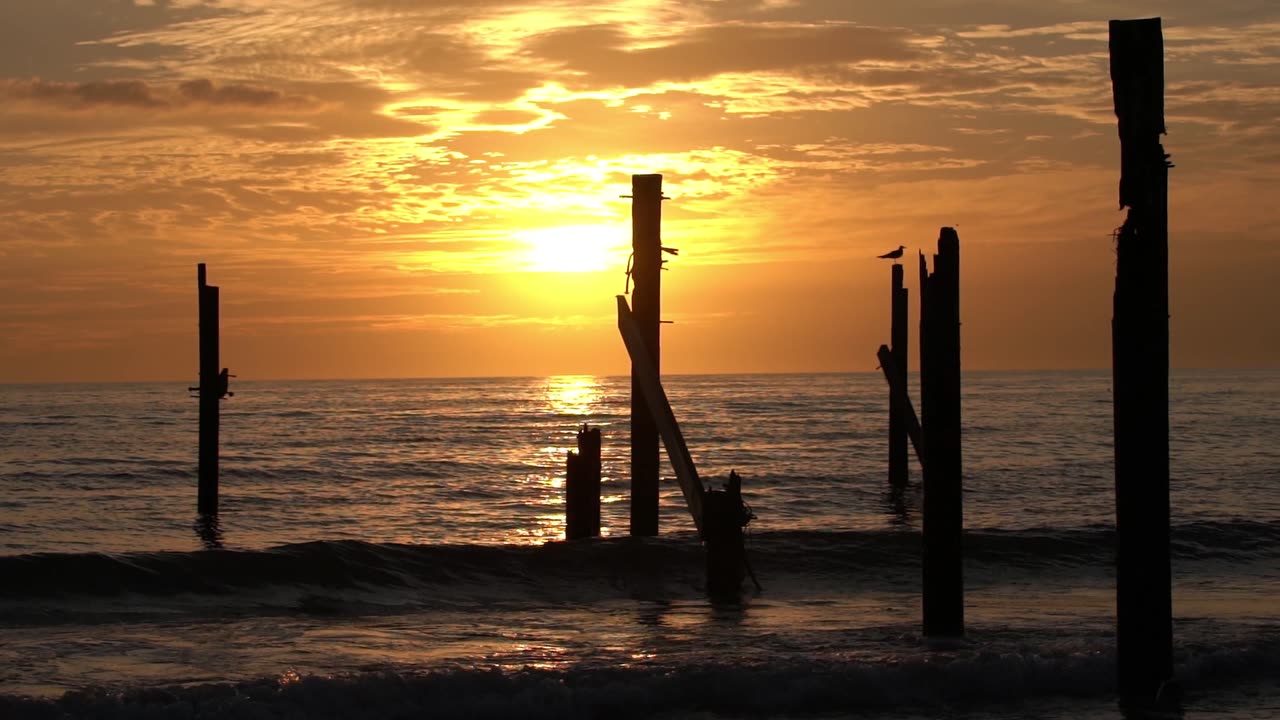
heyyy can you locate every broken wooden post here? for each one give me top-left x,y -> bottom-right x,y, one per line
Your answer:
565,425 -> 602,540
877,344 -> 922,467
1110,17 -> 1174,706
629,173 -> 664,536
889,262 -> 909,488
920,228 -> 963,637
703,470 -> 751,600
620,295 -> 755,597
196,263 -> 220,516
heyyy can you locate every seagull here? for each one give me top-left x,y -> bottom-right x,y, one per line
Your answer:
877,245 -> 906,262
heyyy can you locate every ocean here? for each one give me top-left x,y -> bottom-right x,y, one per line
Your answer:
1,370 -> 1278,719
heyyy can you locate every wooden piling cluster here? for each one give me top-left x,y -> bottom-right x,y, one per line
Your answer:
629,174 -> 664,537
919,228 -> 963,637
888,263 -> 910,488
565,425 -> 602,540
196,263 -> 221,516
1109,17 -> 1174,705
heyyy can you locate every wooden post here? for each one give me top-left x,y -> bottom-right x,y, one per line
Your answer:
703,470 -> 749,600
197,263 -> 220,516
920,228 -> 963,637
1109,17 -> 1174,706
877,344 -> 922,467
630,173 -> 664,536
888,263 -> 909,487
617,295 -> 705,532
565,425 -> 602,540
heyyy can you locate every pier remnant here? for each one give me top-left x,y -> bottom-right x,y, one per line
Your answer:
702,470 -> 753,599
888,262 -> 910,487
1109,17 -> 1174,705
919,228 -> 963,637
565,425 -> 602,540
619,295 -> 753,597
629,173 -> 665,536
617,295 -> 703,532
194,263 -> 227,516
876,345 -> 922,466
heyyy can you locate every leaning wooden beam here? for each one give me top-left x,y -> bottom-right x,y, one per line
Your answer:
617,295 -> 705,534
876,344 -> 923,468
1109,16 -> 1174,706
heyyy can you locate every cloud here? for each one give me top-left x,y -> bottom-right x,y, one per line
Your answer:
526,22 -> 922,87
0,77 -> 322,111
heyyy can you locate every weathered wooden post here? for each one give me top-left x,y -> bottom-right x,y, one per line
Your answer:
876,345 -> 922,466
196,263 -> 220,515
629,173 -> 664,536
1109,17 -> 1174,706
620,295 -> 753,598
703,470 -> 750,600
888,263 -> 909,488
920,228 -> 963,637
565,425 -> 602,540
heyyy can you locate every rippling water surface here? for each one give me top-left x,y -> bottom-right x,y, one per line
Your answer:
1,370 -> 1278,718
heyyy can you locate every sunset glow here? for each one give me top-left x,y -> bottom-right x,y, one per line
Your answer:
1,2 -> 1278,381
515,226 -> 627,273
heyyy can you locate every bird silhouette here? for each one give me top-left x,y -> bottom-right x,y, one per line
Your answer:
877,245 -> 906,262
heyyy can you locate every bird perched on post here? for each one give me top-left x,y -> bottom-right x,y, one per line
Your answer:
878,245 -> 906,262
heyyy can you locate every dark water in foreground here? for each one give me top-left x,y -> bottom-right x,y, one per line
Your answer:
1,371 -> 1278,718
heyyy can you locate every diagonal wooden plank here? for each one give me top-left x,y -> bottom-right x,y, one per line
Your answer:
617,295 -> 705,533
878,344 -> 924,470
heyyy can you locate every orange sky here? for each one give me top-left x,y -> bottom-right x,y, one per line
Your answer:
1,1 -> 1277,382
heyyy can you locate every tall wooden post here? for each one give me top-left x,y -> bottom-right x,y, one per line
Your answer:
197,263 -> 220,515
566,425 -> 602,540
888,263 -> 909,487
920,228 -> 963,637
1109,17 -> 1173,705
630,174 -> 663,536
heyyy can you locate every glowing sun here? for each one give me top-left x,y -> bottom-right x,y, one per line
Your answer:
513,224 -> 627,273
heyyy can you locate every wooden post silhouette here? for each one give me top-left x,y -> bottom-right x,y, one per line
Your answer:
920,228 -> 963,637
617,295 -> 705,533
703,470 -> 749,599
877,345 -> 922,467
197,263 -> 220,515
629,174 -> 664,536
565,425 -> 602,540
1109,17 -> 1174,705
888,263 -> 909,487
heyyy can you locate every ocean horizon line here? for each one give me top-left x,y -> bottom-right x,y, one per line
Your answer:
3,365 -> 1278,387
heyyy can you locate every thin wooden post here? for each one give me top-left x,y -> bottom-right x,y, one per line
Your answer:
566,425 -> 602,540
889,263 -> 909,487
1109,17 -> 1174,706
920,228 -> 963,637
629,173 -> 664,536
197,263 -> 220,515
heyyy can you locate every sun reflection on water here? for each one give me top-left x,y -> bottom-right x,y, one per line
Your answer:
544,375 -> 603,416
507,376 -> 609,545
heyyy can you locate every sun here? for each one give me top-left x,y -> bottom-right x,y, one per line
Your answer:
513,224 -> 628,273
